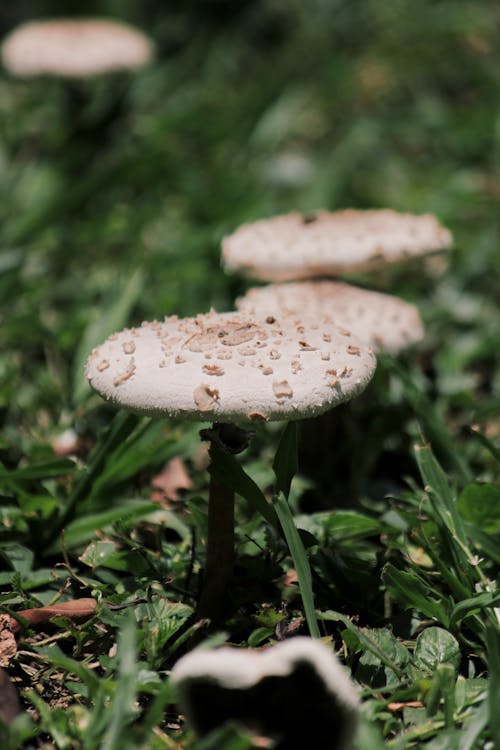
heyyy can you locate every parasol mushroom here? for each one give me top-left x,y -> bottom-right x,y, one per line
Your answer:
237,280 -> 424,355
85,310 -> 376,622
222,208 -> 452,282
1,18 -> 153,78
171,636 -> 360,750
1,17 -> 154,185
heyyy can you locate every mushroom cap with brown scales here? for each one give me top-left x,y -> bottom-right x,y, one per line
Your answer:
1,18 -> 153,78
237,281 -> 424,355
222,209 -> 453,282
85,310 -> 377,424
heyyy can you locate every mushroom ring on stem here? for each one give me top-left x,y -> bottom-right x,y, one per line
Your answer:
85,310 -> 376,621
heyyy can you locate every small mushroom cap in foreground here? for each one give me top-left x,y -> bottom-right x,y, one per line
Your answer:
171,637 -> 360,750
1,18 -> 153,78
85,310 -> 376,423
222,208 -> 453,281
237,280 -> 424,355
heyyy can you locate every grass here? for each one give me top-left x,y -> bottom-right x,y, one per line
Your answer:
0,0 -> 499,747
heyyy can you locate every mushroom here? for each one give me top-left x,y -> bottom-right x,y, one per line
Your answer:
1,18 -> 153,78
171,636 -> 360,750
237,280 -> 424,355
85,310 -> 376,621
222,208 -> 452,282
1,18 -> 154,176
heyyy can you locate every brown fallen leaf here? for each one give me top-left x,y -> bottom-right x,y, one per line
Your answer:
0,667 -> 21,724
0,615 -> 17,668
9,598 -> 98,633
283,568 -> 298,588
151,456 -> 193,505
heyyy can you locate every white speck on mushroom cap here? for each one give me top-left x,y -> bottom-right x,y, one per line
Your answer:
171,636 -> 360,748
237,280 -> 424,355
1,18 -> 153,78
85,310 -> 376,423
222,208 -> 452,281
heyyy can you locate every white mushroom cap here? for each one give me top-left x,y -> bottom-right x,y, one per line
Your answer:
171,637 -> 360,749
85,310 -> 376,423
237,281 -> 424,355
222,209 -> 453,281
1,18 -> 153,78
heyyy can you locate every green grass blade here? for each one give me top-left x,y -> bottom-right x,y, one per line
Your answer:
486,623 -> 500,749
53,411 -> 139,536
388,359 -> 472,484
382,563 -> 451,626
100,613 -> 138,750
209,449 -> 279,530
0,458 -> 76,482
273,491 -> 320,639
469,426 -> 500,464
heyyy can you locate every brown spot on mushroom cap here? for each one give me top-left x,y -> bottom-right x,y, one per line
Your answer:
223,208 -> 452,281
248,412 -> 268,422
113,358 -> 136,386
184,323 -> 262,352
272,380 -> 293,399
193,385 -> 220,411
202,364 -> 225,376
347,344 -> 361,355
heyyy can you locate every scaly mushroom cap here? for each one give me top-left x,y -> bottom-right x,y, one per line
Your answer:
85,310 -> 376,423
171,637 -> 360,750
1,18 -> 153,78
237,281 -> 424,355
222,209 -> 453,281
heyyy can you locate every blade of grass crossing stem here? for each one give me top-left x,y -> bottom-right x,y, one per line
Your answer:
272,423 -> 319,638
273,491 -> 320,638
209,448 -> 279,530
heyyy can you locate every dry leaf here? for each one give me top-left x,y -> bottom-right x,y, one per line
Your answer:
0,616 -> 17,668
0,667 -> 21,724
9,598 -> 97,633
151,456 -> 192,505
283,568 -> 298,587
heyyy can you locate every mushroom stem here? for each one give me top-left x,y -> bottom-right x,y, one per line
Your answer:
196,441 -> 235,623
